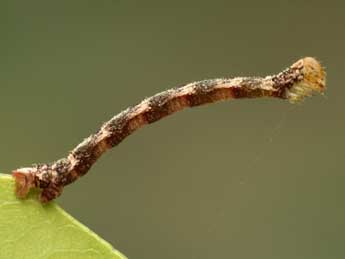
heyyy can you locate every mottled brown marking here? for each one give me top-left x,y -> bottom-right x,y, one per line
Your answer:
144,92 -> 172,123
40,183 -> 63,203
171,95 -> 191,110
127,113 -> 147,132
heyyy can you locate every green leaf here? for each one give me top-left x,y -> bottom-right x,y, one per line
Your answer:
0,173 -> 127,259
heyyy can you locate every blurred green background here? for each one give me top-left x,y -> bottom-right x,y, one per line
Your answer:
1,1 -> 344,258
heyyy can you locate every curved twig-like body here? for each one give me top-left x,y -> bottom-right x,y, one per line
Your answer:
13,57 -> 326,203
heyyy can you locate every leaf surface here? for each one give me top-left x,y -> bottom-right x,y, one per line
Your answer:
0,173 -> 126,259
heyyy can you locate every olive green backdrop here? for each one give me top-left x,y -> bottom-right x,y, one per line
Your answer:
1,1 -> 344,258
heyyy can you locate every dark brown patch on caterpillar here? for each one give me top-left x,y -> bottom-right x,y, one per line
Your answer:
144,91 -> 173,123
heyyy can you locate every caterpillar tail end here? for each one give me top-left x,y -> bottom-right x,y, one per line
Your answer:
12,168 -> 36,199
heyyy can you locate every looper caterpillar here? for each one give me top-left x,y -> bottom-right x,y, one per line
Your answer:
12,57 -> 326,203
